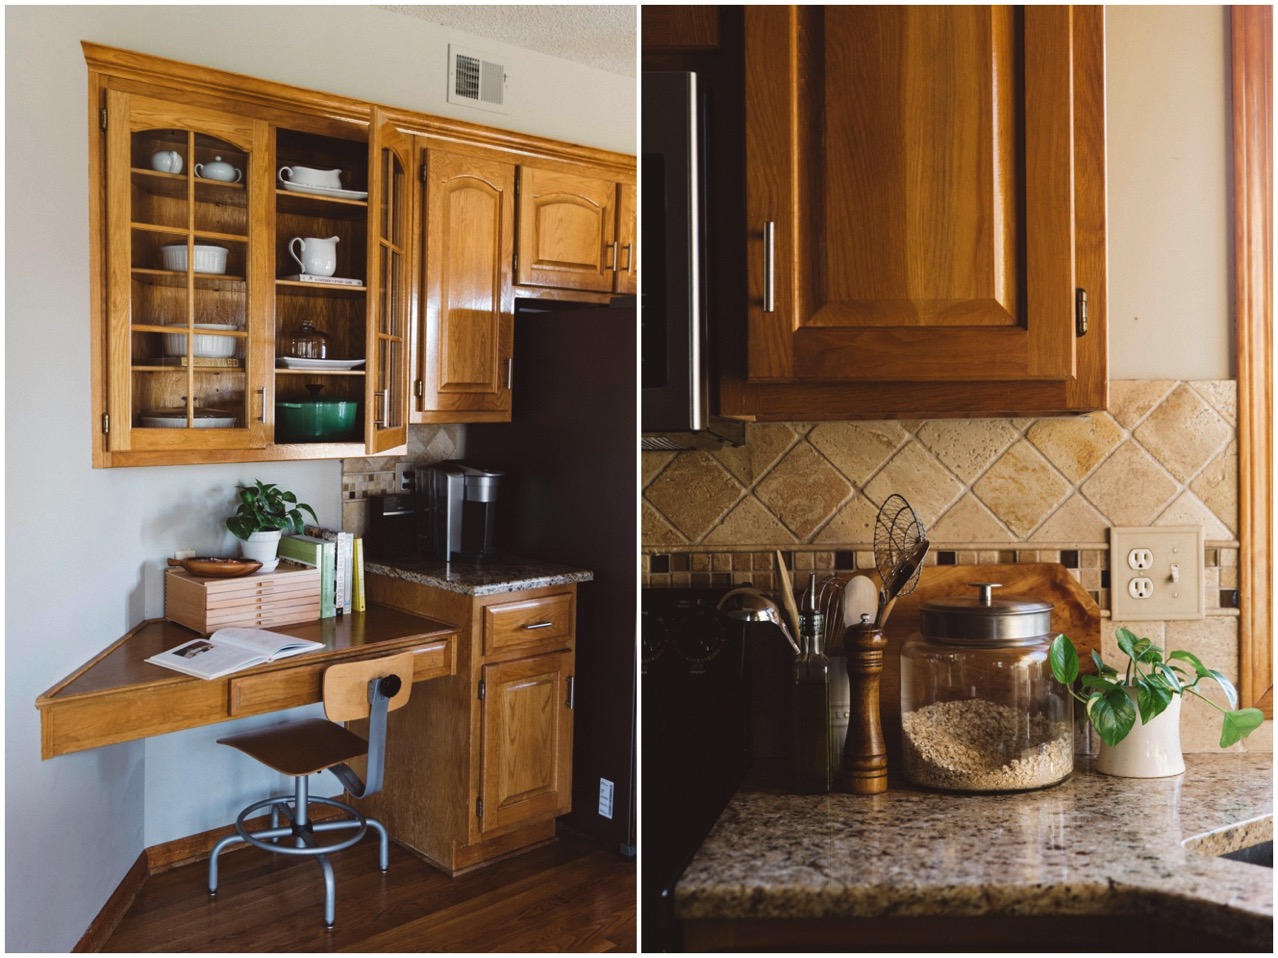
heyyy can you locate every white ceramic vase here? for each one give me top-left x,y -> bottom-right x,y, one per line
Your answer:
238,529 -> 282,573
1096,688 -> 1185,777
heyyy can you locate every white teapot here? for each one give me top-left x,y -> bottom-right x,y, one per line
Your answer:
195,156 -> 242,182
150,150 -> 183,174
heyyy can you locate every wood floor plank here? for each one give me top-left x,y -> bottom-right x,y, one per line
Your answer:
99,825 -> 635,953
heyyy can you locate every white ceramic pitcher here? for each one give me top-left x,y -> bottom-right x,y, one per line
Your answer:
289,236 -> 340,277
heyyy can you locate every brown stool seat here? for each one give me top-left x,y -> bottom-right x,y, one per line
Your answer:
218,718 -> 371,777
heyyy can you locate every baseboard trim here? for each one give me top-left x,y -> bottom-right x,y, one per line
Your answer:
73,851 -> 147,953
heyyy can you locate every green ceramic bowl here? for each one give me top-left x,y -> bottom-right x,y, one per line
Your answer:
275,387 -> 359,442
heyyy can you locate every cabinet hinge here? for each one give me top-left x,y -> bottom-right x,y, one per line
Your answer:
419,161 -> 428,183
1075,288 -> 1088,337
478,678 -> 486,701
99,108 -> 108,131
414,379 -> 424,398
101,412 -> 110,436
476,797 -> 484,819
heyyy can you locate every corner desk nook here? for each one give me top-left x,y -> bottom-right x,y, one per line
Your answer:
36,557 -> 590,877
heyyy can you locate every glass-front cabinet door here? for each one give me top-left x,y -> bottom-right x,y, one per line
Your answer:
365,110 -> 411,453
103,91 -> 270,456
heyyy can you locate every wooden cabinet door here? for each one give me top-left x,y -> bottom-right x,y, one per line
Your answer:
615,181 -> 638,295
516,167 -> 618,292
365,109 -> 412,452
101,90 -> 272,460
416,148 -> 515,423
478,651 -> 573,835
727,5 -> 1107,418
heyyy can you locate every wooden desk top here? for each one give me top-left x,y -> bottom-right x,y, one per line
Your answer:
36,606 -> 457,759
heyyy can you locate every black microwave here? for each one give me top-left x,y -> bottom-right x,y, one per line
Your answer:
640,71 -> 743,450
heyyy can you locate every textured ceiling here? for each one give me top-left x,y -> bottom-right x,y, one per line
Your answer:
378,5 -> 636,77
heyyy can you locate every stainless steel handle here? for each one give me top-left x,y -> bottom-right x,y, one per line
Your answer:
523,621 -> 555,630
763,220 -> 776,313
503,357 -> 513,390
608,241 -> 618,271
567,675 -> 575,710
258,388 -> 268,423
375,390 -> 387,427
622,243 -> 633,271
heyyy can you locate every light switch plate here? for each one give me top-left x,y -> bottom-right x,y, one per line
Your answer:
1109,526 -> 1205,621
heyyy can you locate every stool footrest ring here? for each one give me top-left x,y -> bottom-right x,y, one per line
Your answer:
234,795 -> 368,857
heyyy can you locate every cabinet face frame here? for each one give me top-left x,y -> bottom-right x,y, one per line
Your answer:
723,4 -> 1108,419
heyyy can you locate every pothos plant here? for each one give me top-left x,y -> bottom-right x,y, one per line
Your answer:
225,480 -> 317,540
1050,627 -> 1265,749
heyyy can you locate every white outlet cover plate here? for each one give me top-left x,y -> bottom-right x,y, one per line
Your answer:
1109,526 -> 1205,621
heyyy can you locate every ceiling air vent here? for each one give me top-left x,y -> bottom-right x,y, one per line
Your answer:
448,45 -> 507,115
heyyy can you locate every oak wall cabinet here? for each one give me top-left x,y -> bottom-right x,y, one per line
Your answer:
515,166 -> 638,295
360,574 -> 576,874
86,44 -> 635,464
718,5 -> 1108,420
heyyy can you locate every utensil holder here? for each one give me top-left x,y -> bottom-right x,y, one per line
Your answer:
838,621 -> 888,794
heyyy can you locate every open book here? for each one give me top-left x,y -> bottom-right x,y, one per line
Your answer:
146,627 -> 323,680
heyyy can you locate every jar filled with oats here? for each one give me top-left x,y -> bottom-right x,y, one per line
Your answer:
900,583 -> 1073,792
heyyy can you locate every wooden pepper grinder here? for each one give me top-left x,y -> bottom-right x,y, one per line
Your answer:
837,616 -> 888,794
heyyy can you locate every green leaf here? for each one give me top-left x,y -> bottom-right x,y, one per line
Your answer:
1050,634 -> 1079,685
1135,676 -> 1173,724
1116,627 -> 1140,660
1088,653 -> 1119,684
1169,649 -> 1211,678
1220,708 -> 1265,747
1154,662 -> 1183,693
1204,669 -> 1240,710
1081,674 -> 1121,693
1089,686 -> 1137,747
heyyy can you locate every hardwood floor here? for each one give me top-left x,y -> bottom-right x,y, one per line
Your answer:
100,825 -> 636,952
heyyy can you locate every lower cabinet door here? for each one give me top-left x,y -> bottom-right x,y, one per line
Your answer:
478,650 -> 573,834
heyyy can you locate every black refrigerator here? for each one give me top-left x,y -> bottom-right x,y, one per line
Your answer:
464,298 -> 638,857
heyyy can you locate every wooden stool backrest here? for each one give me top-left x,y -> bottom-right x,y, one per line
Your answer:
323,651 -> 415,723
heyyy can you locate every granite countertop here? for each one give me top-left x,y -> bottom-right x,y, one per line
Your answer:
365,553 -> 593,596
676,752 -> 1273,949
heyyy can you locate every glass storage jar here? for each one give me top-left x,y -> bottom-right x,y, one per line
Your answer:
900,582 -> 1073,792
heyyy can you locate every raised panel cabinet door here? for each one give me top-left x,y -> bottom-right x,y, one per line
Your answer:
101,90 -> 272,459
516,167 -> 617,292
417,148 -> 515,423
365,109 -> 412,452
615,181 -> 638,295
745,5 -> 1080,386
478,651 -> 573,834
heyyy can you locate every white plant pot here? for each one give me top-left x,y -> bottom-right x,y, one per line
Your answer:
1096,689 -> 1185,778
239,529 -> 282,573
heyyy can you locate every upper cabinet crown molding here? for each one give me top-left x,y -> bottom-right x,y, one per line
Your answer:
721,5 -> 1108,420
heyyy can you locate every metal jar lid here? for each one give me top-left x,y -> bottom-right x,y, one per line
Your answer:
919,582 -> 1053,643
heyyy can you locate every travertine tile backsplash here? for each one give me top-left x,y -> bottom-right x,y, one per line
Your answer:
643,380 -> 1268,753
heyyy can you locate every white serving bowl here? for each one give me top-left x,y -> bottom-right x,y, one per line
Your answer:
159,243 -> 229,275
163,323 -> 239,358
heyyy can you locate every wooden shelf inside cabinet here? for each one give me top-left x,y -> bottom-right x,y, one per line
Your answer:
130,270 -> 247,293
131,168 -> 249,203
274,279 -> 367,293
274,368 -> 366,378
275,189 -> 369,215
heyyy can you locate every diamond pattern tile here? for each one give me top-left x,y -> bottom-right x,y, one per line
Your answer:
1027,412 -> 1125,483
862,441 -> 964,527
1135,383 -> 1232,482
1080,440 -> 1179,527
644,452 -> 743,542
753,441 -> 852,539
808,421 -> 909,485
971,439 -> 1072,538
915,419 -> 1020,483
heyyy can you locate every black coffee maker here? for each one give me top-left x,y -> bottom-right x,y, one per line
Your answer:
415,461 -> 502,563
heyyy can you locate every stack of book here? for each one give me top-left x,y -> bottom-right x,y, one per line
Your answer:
278,527 -> 366,617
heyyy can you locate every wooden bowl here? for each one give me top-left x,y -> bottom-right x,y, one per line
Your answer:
167,556 -> 262,578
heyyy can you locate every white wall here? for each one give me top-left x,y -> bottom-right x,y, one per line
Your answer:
4,5 -> 634,951
1106,5 -> 1233,381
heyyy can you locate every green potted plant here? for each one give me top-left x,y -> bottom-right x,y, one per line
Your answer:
226,480 -> 317,571
1050,627 -> 1265,778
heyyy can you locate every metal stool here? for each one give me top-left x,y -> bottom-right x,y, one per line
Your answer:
208,651 -> 414,927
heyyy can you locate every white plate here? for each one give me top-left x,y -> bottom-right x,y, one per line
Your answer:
276,357 -> 366,371
279,181 -> 368,201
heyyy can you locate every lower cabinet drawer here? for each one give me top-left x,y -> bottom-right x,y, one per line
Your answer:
483,593 -> 574,657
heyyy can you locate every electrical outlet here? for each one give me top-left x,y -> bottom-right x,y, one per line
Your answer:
394,462 -> 412,491
1109,526 -> 1204,620
598,778 -> 614,819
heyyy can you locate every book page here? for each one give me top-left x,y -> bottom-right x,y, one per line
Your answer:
155,638 -> 262,678
210,627 -> 321,658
